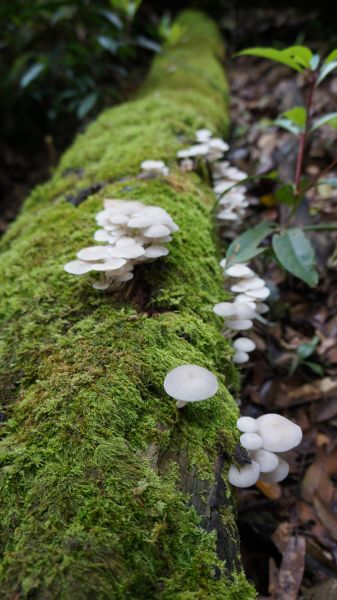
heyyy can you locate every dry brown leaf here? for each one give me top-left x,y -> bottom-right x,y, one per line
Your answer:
313,492 -> 337,541
274,536 -> 305,600
256,480 -> 282,500
272,522 -> 292,554
301,447 -> 337,505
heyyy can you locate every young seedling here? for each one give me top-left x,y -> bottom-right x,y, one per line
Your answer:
225,45 -> 337,288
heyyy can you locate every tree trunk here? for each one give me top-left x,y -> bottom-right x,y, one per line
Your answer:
0,10 -> 255,599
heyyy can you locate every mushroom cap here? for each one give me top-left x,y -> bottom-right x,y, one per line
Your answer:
64,260 -> 93,275
91,258 -> 127,272
227,319 -> 253,331
108,244 -> 145,259
77,246 -> 111,261
237,416 -> 258,433
256,413 -> 303,452
228,461 -> 260,488
251,449 -> 279,473
232,303 -> 256,320
258,457 -> 289,483
143,224 -> 171,238
233,337 -> 256,353
230,277 -> 265,293
225,264 -> 255,278
246,287 -> 270,300
164,364 -> 218,402
213,302 -> 237,318
233,351 -> 249,364
256,302 -> 269,314
196,128 -> 212,142
141,159 -> 166,171
144,245 -> 169,259
240,432 -> 263,451
177,144 -> 209,158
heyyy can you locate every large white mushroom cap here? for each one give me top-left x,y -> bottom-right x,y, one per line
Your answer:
164,364 -> 218,406
228,461 -> 260,488
256,413 -> 303,452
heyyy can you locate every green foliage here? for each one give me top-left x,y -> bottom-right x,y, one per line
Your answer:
226,222 -> 275,266
0,0 -> 161,148
272,228 -> 318,287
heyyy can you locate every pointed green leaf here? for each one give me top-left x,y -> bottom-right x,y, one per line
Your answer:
311,112 -> 337,131
283,106 -> 307,128
283,46 -> 313,69
20,63 -> 45,88
236,47 -> 304,72
226,221 -> 275,265
318,61 -> 337,84
274,117 -> 301,135
325,49 -> 337,64
272,228 -> 318,287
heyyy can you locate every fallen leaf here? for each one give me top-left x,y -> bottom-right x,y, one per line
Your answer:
274,536 -> 305,600
256,480 -> 282,500
313,492 -> 337,541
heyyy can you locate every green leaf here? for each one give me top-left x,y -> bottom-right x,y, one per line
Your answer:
325,49 -> 337,64
97,35 -> 118,54
136,36 -> 161,53
311,112 -> 337,131
283,106 -> 307,128
20,63 -> 45,88
274,117 -> 301,135
283,46 -> 313,69
77,91 -> 98,119
272,228 -> 318,287
226,221 -> 275,266
317,61 -> 337,84
297,335 -> 319,360
303,361 -> 324,376
97,9 -> 123,29
236,47 -> 304,72
275,184 -> 296,206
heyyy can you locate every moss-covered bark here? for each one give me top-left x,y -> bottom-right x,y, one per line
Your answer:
0,10 -> 255,599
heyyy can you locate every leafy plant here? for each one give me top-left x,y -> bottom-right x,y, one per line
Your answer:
0,0 -> 161,150
226,44 -> 337,287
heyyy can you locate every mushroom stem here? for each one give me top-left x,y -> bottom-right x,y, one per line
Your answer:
176,400 -> 187,408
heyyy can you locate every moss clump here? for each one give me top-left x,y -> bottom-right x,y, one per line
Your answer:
0,10 -> 255,600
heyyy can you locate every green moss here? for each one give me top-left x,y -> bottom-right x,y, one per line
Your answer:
0,10 -> 255,600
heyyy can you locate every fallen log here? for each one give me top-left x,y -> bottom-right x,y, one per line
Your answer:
0,10 -> 255,599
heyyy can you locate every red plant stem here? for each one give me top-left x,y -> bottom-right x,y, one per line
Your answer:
294,71 -> 318,197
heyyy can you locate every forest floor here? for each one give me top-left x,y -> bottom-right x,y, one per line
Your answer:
2,5 -> 337,599
223,7 -> 337,599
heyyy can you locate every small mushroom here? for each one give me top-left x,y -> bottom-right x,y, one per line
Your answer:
250,449 -> 279,473
164,364 -> 218,408
240,432 -> 263,451
258,457 -> 289,483
225,264 -> 255,279
227,319 -> 253,331
237,416 -> 258,433
233,351 -> 249,364
233,338 -> 256,353
228,460 -> 260,488
256,413 -> 303,452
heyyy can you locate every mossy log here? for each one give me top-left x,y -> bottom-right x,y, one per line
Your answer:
0,10 -> 255,600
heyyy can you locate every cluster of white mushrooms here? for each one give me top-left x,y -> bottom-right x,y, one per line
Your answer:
163,365 -> 302,488
176,128 -> 249,225
64,198 -> 178,289
228,414 -> 303,487
214,260 -> 270,364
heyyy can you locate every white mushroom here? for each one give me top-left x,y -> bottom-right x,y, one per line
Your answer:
233,351 -> 250,364
213,302 -> 237,318
226,319 -> 253,331
225,264 -> 255,279
258,457 -> 290,483
233,338 -> 256,353
240,432 -> 263,451
196,128 -> 212,142
237,416 -> 258,433
256,414 -> 303,453
228,461 -> 260,488
250,449 -> 279,473
164,364 -> 218,408
64,260 -> 93,275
